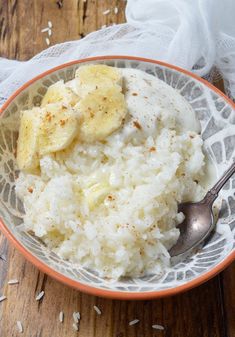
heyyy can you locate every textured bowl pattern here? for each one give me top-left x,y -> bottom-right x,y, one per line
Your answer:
0,58 -> 234,293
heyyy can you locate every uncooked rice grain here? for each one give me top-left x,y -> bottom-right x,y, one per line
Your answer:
129,319 -> 139,326
0,295 -> 6,302
41,27 -> 49,33
36,290 -> 45,301
73,311 -> 81,323
8,279 -> 19,285
45,38 -> 50,46
17,321 -> 23,333
0,254 -> 6,261
59,311 -> 64,323
152,324 -> 164,330
56,0 -> 63,8
102,9 -> 110,15
93,305 -> 102,315
48,21 -> 52,28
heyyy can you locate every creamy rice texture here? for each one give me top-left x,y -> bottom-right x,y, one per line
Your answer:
16,68 -> 206,279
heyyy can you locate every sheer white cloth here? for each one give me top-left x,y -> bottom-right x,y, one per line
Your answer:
0,0 -> 235,106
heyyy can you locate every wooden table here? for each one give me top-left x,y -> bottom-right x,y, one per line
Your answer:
0,1 -> 234,336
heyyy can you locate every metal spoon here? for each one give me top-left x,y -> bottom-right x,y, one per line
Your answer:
169,161 -> 235,257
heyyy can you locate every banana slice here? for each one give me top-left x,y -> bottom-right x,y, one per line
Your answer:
76,86 -> 127,142
84,182 -> 110,210
41,80 -> 79,107
16,108 -> 41,172
75,65 -> 122,96
38,103 -> 79,155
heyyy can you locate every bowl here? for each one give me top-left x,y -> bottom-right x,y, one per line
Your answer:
0,56 -> 234,300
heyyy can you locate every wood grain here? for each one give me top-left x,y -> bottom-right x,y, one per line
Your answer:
0,1 -> 234,337
0,245 -> 233,337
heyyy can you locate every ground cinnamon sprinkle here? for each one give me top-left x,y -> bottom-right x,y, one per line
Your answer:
149,147 -> 156,152
60,119 -> 66,126
45,112 -> 52,122
133,121 -> 142,130
132,92 -> 138,96
28,187 -> 33,193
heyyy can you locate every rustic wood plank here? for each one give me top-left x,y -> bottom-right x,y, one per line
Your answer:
0,1 -> 234,337
0,0 -> 126,61
0,241 -> 231,337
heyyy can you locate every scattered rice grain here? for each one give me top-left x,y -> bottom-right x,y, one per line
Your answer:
93,305 -> 102,315
8,279 -> 19,285
17,321 -> 23,333
72,322 -> 79,331
41,27 -> 49,33
114,7 -> 118,14
45,38 -> 50,46
59,311 -> 64,323
48,21 -> 53,28
129,319 -> 139,326
152,324 -> 164,330
36,290 -> 45,301
101,24 -> 107,29
73,311 -> 81,323
103,9 -> 110,15
0,255 -> 6,261
0,295 -> 6,302
56,0 -> 63,8
48,29 -> 52,37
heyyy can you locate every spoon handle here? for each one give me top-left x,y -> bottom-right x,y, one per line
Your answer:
203,161 -> 235,205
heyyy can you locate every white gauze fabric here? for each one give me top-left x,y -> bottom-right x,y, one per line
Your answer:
0,0 -> 235,106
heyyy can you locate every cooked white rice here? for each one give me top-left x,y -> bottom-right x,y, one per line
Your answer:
16,68 -> 205,280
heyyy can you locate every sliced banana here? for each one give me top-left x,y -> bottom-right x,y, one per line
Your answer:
84,182 -> 110,210
16,107 -> 41,172
38,103 -> 79,156
41,80 -> 79,107
74,64 -> 122,96
76,86 -> 127,142
17,65 -> 127,170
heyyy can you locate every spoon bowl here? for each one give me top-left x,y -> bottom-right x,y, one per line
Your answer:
169,201 -> 214,257
169,161 -> 235,257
